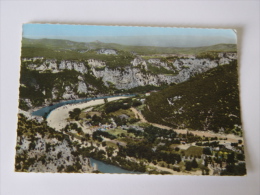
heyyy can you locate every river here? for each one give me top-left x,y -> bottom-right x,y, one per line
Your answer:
32,95 -> 134,117
32,94 -> 144,173
89,158 -> 143,174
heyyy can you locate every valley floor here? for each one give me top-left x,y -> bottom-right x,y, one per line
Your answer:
130,107 -> 242,143
40,97 -> 245,175
47,96 -> 128,131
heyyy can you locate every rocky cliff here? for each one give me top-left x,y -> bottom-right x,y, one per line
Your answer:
15,114 -> 94,173
19,52 -> 237,108
23,53 -> 236,86
143,60 -> 242,134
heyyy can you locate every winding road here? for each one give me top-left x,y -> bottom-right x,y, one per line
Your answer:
130,107 -> 243,142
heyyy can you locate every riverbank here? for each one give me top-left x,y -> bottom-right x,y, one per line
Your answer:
47,96 -> 129,131
89,158 -> 144,174
31,94 -> 135,118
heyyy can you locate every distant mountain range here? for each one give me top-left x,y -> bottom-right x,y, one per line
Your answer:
22,38 -> 237,55
24,34 -> 236,48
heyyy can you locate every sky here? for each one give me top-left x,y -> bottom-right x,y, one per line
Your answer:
23,24 -> 237,47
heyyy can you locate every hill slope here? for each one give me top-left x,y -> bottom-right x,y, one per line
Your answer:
142,60 -> 242,134
19,38 -> 238,110
22,38 -> 237,55
15,114 -> 94,173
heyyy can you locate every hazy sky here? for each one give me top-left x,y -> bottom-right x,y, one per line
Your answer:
23,24 -> 237,47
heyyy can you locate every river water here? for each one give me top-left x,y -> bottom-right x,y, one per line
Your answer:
89,158 -> 143,174
32,95 -> 134,117
32,94 -> 143,174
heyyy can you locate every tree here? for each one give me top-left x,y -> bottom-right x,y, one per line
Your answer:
226,152 -> 235,164
191,158 -> 198,168
69,108 -> 81,120
132,100 -> 142,107
185,161 -> 192,171
237,153 -> 245,161
29,142 -> 36,150
57,151 -> 62,159
203,147 -> 212,155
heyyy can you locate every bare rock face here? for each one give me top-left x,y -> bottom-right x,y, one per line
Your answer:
77,81 -> 88,94
87,53 -> 236,89
72,62 -> 88,74
148,58 -> 172,70
131,57 -> 147,70
173,58 -> 218,71
16,127 -> 93,173
18,109 -> 44,123
26,58 -> 88,74
24,98 -> 33,108
22,52 -> 237,100
97,49 -> 117,55
52,87 -> 59,100
59,61 -> 88,74
92,67 -> 175,89
62,86 -> 78,100
87,59 -> 106,68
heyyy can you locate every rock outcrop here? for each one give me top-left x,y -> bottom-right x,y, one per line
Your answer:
22,52 -> 237,99
97,49 -> 117,55
87,59 -> 106,68
15,115 -> 94,173
131,57 -> 147,70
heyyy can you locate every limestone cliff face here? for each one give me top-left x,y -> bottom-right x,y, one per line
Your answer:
91,55 -> 235,89
62,85 -> 78,99
97,48 -> 117,55
77,76 -> 88,94
131,57 -> 147,70
15,114 -> 94,173
92,67 -> 177,89
17,138 -> 93,173
148,58 -> 172,70
172,58 -> 218,71
87,59 -> 106,68
172,59 -> 219,83
93,67 -> 149,89
22,53 -> 237,99
27,59 -> 88,74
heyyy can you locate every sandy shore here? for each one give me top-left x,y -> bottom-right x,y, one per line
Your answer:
47,96 -> 128,131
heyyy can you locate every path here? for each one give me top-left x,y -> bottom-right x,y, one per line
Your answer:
130,107 -> 242,142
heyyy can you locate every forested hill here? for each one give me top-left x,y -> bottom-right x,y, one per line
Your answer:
143,61 -> 242,135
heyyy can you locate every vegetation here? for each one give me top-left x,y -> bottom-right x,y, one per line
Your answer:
196,51 -> 220,60
121,85 -> 167,94
69,108 -> 81,120
146,64 -> 177,75
21,47 -> 134,69
22,38 -> 237,55
143,60 -> 242,134
16,37 -> 245,175
15,114 -> 89,173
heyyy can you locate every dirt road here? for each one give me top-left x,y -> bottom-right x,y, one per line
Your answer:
130,107 -> 242,142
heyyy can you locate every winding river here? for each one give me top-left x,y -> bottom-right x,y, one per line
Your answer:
89,158 -> 143,174
32,94 -> 143,174
32,95 -> 134,117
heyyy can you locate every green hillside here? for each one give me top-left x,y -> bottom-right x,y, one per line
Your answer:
142,60 -> 242,135
22,38 -> 237,55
